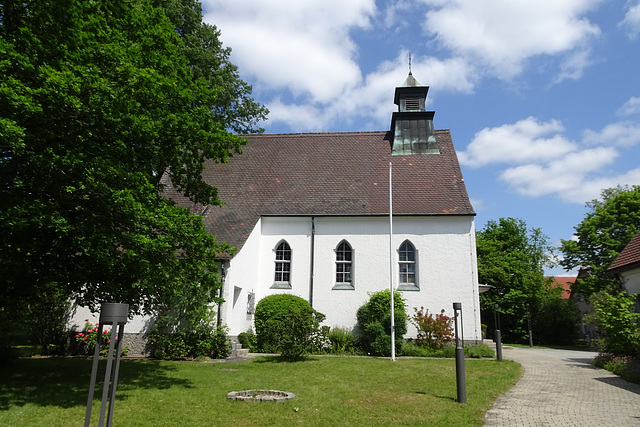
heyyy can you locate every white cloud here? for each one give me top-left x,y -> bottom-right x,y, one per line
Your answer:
620,1 -> 640,39
582,121 -> 640,147
461,111 -> 640,204
498,147 -> 619,202
266,99 -> 328,132
383,1 -> 412,30
581,97 -> 640,147
421,0 -> 602,79
259,51 -> 476,132
551,47 -> 595,85
202,1 -> 479,131
458,117 -> 577,167
617,96 -> 640,116
203,0 -> 376,103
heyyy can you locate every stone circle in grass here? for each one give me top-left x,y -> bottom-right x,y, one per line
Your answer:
227,389 -> 296,402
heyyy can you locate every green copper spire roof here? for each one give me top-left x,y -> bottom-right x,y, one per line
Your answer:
402,72 -> 422,87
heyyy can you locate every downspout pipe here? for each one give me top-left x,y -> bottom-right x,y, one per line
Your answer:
217,262 -> 226,328
309,216 -> 315,307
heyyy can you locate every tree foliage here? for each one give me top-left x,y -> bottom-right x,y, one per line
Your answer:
477,218 -> 578,344
589,291 -> 640,356
0,0 -> 268,320
560,185 -> 640,297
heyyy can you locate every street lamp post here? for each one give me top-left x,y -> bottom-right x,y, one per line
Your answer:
527,303 -> 533,347
453,302 -> 466,403
494,303 -> 502,361
84,303 -> 129,427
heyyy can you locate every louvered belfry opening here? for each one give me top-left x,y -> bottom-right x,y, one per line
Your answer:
390,72 -> 439,155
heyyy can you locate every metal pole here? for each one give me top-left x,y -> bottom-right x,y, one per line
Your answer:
453,302 -> 466,403
106,324 -> 126,426
527,303 -> 533,347
494,303 -> 502,362
98,327 -> 118,427
389,162 -> 395,361
84,322 -> 103,427
85,303 -> 129,427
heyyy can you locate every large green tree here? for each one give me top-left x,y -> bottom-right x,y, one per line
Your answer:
477,218 -> 579,344
560,185 -> 640,297
0,0 -> 268,321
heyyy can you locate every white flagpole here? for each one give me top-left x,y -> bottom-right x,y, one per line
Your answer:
389,162 -> 395,361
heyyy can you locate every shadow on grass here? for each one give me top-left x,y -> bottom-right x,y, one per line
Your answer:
0,357 -> 192,411
431,394 -> 457,402
251,355 -> 321,364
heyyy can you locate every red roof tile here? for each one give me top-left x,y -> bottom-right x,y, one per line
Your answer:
165,130 -> 474,252
608,230 -> 640,272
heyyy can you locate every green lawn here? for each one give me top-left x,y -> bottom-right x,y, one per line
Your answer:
0,356 -> 522,426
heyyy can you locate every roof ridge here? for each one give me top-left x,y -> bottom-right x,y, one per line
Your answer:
241,129 -> 450,137
240,131 -> 388,137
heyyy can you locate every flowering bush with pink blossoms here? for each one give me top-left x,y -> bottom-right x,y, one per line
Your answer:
75,320 -> 127,357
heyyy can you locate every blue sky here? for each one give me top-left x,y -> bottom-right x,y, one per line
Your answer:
202,0 -> 640,276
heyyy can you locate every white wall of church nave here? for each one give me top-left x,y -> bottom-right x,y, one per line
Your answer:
222,216 -> 481,340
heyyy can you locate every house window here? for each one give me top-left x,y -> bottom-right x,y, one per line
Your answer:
398,240 -> 418,291
272,240 -> 292,289
333,240 -> 354,290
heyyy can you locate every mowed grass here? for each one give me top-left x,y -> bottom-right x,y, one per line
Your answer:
0,355 -> 522,426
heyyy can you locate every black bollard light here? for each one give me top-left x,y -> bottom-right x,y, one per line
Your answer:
84,303 -> 129,427
494,303 -> 502,362
453,302 -> 466,403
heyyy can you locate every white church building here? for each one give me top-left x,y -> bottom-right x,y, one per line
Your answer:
71,73 -> 483,349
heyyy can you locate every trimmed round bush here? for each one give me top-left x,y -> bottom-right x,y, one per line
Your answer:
254,294 -> 325,360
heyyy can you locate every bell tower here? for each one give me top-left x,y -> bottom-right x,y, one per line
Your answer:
390,71 -> 439,155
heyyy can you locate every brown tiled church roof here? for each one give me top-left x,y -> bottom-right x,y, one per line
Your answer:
608,230 -> 640,273
164,129 -> 474,253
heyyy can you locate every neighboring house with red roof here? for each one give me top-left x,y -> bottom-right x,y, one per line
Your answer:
70,73 -> 483,348
608,230 -> 640,311
547,273 -> 599,339
548,276 -> 573,299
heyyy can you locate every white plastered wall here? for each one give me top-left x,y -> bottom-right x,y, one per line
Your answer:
620,267 -> 640,296
67,305 -> 152,334
223,215 -> 482,341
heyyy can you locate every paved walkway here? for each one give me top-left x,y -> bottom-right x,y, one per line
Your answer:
484,346 -> 640,426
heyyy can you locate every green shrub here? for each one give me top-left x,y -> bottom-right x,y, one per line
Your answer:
327,326 -> 357,354
593,352 -> 640,384
441,344 -> 456,358
310,325 -> 331,353
590,291 -> 640,356
409,307 -> 454,350
148,326 -> 230,360
465,343 -> 494,358
356,289 -> 406,356
400,341 -> 462,358
147,303 -> 231,360
401,340 -> 433,357
74,321 -> 128,357
254,294 -> 326,361
237,329 -> 257,352
22,282 -> 70,355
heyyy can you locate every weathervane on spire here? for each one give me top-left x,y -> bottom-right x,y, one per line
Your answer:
409,53 -> 412,75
